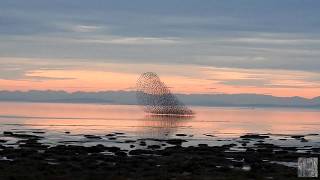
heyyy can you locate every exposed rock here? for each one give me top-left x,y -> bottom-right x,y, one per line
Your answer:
300,138 -> 308,142
32,131 -> 45,134
3,131 -> 14,136
166,139 -> 187,146
4,132 -> 42,139
124,140 -> 136,143
139,141 -> 147,146
204,134 -> 215,137
0,139 -> 8,143
84,135 -> 102,139
291,135 -> 304,139
198,144 -> 208,148
240,134 -> 270,139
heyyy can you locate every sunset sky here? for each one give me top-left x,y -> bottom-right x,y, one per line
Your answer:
1,0 -> 320,98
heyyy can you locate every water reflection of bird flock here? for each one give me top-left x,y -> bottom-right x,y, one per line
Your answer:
136,115 -> 193,139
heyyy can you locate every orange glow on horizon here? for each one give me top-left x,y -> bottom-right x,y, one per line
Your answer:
0,65 -> 319,98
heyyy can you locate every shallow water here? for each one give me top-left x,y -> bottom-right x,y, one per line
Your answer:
0,102 -> 319,149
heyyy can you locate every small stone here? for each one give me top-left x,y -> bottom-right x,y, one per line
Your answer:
198,144 -> 208,147
139,141 -> 147,146
291,135 -> 304,139
204,134 -> 215,137
240,134 -> 269,139
166,139 -> 187,146
0,139 -> 7,143
300,138 -> 308,142
84,135 -> 102,139
32,131 -> 45,134
3,131 -> 14,136
124,140 -> 136,143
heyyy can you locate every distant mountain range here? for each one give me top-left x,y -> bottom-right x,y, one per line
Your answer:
0,90 -> 319,108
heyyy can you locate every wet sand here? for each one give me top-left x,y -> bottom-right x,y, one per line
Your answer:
0,131 -> 319,180
1,104 -> 320,179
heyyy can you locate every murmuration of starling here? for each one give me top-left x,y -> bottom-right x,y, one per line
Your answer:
136,72 -> 194,115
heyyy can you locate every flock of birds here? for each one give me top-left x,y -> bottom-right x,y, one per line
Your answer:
136,72 -> 193,116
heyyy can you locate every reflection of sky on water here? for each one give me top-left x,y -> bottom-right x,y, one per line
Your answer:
0,102 -> 320,148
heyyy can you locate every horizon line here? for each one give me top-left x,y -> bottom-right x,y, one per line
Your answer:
0,89 -> 319,100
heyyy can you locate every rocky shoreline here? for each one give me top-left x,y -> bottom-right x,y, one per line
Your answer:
0,131 -> 319,180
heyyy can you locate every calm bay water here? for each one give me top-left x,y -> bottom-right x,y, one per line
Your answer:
0,102 -> 319,149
